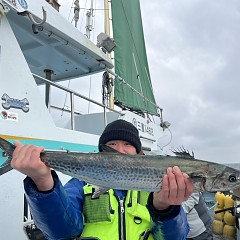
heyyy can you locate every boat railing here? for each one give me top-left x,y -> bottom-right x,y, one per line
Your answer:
33,73 -> 122,130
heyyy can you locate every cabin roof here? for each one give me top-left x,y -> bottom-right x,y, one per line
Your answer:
6,1 -> 113,84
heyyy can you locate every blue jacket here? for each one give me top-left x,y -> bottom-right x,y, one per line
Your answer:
24,171 -> 189,240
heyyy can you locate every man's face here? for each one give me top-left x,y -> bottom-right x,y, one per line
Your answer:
105,140 -> 137,155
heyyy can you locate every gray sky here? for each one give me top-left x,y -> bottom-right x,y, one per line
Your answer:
57,0 -> 240,164
140,1 -> 240,164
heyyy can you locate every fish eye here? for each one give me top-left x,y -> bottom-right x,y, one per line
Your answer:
228,174 -> 237,182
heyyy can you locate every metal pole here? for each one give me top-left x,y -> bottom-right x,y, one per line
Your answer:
104,0 -> 114,110
104,0 -> 110,36
70,92 -> 75,130
44,69 -> 54,109
74,0 -> 80,28
85,0 -> 93,38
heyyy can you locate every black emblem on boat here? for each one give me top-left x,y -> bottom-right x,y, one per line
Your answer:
1,93 -> 29,113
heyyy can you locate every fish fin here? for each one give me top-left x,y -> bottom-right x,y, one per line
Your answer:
0,137 -> 15,175
100,144 -> 122,154
92,186 -> 110,199
171,146 -> 195,159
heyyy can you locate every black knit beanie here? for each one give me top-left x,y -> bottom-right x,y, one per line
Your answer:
98,119 -> 142,153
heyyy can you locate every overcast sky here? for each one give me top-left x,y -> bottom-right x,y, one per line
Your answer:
56,0 -> 240,164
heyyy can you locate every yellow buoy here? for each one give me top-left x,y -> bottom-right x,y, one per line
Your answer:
214,207 -> 225,221
212,219 -> 225,235
215,192 -> 225,208
224,194 -> 234,208
224,211 -> 235,226
223,224 -> 236,239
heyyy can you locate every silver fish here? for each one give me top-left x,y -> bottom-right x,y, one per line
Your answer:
0,137 -> 240,196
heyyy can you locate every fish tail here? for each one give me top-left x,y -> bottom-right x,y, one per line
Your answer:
0,137 -> 15,175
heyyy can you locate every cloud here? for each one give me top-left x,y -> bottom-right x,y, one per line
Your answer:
140,0 -> 240,163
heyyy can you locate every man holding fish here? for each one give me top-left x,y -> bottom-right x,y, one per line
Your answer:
11,119 -> 194,239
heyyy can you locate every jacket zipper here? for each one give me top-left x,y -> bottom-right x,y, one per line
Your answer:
118,196 -> 126,240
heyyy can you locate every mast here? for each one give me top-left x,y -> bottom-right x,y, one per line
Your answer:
104,0 -> 114,109
85,0 -> 93,38
104,0 -> 110,36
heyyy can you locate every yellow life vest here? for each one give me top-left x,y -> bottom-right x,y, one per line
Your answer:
81,185 -> 154,240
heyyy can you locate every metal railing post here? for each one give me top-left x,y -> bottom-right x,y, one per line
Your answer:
70,92 -> 75,130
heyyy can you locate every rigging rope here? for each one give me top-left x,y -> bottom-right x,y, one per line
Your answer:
107,68 -> 161,116
68,0 -> 75,21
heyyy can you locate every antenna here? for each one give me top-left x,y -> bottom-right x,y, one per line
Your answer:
159,108 -> 171,130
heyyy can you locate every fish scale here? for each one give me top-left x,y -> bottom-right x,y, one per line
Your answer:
0,137 -> 240,196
